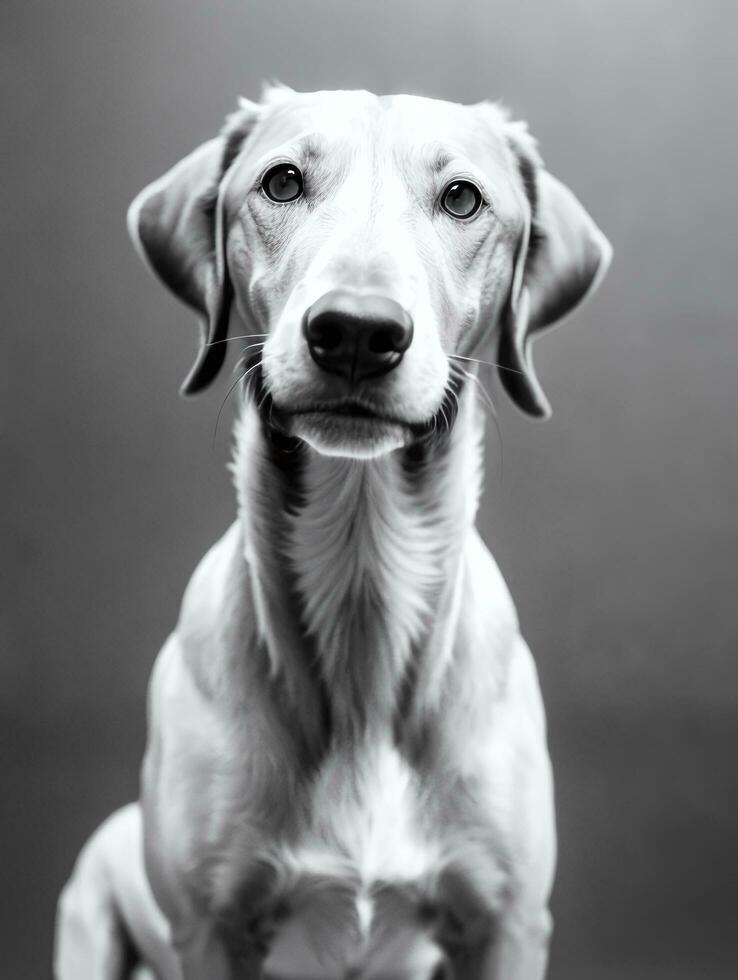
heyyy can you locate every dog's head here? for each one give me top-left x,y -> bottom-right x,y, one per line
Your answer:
129,86 -> 611,458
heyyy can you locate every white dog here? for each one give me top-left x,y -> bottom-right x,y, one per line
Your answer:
55,86 -> 611,980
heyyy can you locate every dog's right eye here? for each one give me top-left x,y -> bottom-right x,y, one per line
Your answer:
262,163 -> 304,203
440,179 -> 484,220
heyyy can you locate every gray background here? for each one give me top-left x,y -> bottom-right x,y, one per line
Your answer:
2,1 -> 737,977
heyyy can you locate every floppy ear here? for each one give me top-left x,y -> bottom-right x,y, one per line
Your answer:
498,163 -> 612,418
127,102 -> 259,394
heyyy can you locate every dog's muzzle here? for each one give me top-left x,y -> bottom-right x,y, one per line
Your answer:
303,289 -> 414,383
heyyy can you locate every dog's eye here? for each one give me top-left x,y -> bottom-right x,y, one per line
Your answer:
440,180 -> 483,220
262,163 -> 304,203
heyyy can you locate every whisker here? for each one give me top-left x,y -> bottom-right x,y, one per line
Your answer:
237,341 -> 266,358
445,384 -> 460,430
448,352 -> 525,376
450,363 -> 504,481
205,333 -> 269,348
233,342 -> 267,376
451,364 -> 497,418
213,371 -> 251,449
212,355 -> 272,448
448,382 -> 461,415
255,379 -> 271,414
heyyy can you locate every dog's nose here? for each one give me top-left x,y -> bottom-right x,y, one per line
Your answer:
303,289 -> 414,382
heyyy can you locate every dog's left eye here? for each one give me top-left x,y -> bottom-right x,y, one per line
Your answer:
262,163 -> 304,203
440,180 -> 484,220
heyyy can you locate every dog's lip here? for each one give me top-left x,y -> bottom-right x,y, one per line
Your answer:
291,400 -> 404,424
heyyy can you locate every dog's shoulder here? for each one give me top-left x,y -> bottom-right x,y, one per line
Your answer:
174,522 -> 260,696
461,528 -> 520,656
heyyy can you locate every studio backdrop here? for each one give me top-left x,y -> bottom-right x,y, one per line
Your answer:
2,1 -> 737,977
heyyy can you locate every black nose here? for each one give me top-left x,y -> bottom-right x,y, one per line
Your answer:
303,289 -> 414,383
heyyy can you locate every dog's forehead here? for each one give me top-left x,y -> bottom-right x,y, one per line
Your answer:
247,89 -> 513,169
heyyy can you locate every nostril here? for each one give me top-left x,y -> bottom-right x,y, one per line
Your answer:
368,328 -> 397,355
312,318 -> 343,351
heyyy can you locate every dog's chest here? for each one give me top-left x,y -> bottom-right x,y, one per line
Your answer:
250,738 -> 509,978
259,739 -> 446,977
290,738 -> 440,884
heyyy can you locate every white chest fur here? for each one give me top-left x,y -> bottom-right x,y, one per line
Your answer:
287,737 -> 442,885
264,737 -> 446,979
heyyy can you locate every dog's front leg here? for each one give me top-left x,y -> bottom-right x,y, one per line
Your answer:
145,855 -> 267,980
55,804 -> 182,980
173,926 -> 263,980
141,632 -> 273,980
451,907 -> 551,980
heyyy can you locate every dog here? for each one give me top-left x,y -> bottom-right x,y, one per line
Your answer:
55,86 -> 611,980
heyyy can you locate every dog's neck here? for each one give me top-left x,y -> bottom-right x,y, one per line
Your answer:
232,384 -> 484,751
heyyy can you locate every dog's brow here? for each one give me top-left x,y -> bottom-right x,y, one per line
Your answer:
288,132 -> 353,190
425,144 -> 459,176
292,133 -> 325,166
431,152 -> 454,175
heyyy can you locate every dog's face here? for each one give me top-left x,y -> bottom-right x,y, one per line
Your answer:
226,90 -> 526,458
130,87 -> 611,457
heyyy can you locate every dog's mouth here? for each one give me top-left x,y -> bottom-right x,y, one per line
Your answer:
288,402 -> 411,458
293,400 -> 401,423
245,360 -> 463,458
